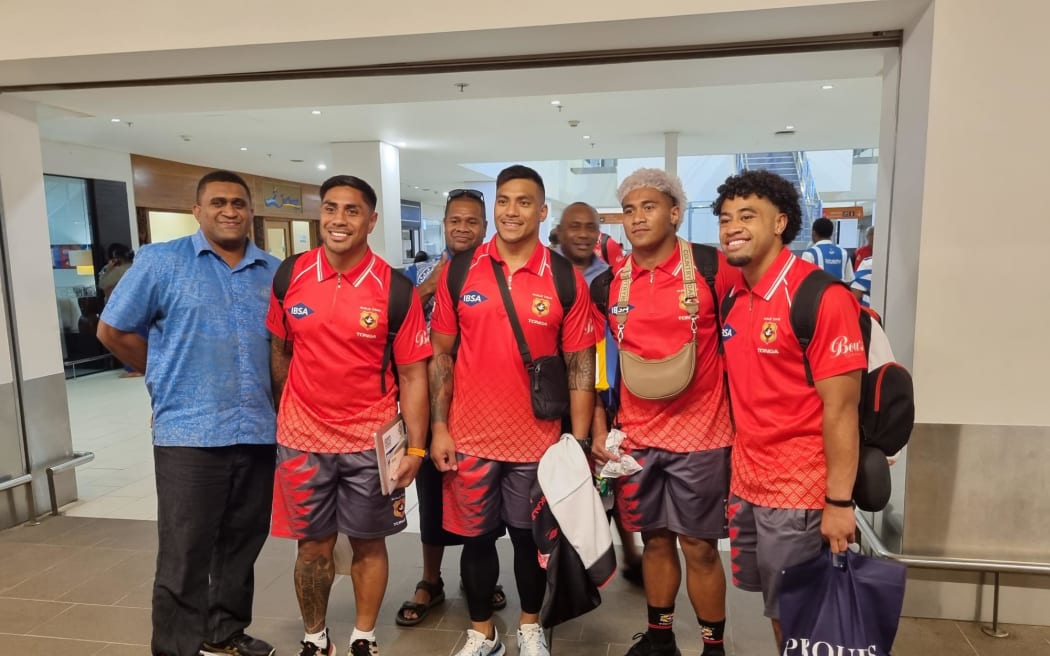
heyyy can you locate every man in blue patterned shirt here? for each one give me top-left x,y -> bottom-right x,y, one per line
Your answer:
98,170 -> 280,656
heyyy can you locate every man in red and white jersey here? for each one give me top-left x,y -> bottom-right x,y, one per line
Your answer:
429,165 -> 596,656
591,168 -> 734,656
268,175 -> 432,656
715,169 -> 867,652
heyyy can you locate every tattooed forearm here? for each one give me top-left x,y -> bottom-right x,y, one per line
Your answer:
429,352 -> 455,424
294,554 -> 334,633
270,337 -> 292,409
565,345 -> 597,391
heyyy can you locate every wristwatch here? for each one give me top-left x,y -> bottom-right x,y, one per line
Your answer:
824,496 -> 856,508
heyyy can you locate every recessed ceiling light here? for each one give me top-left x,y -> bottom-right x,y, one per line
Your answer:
550,100 -> 561,106
413,186 -> 420,190
396,141 -> 407,148
822,85 -> 834,90
311,109 -> 322,115
239,146 -> 248,151
442,191 -> 449,197
317,163 -> 327,170
785,125 -> 795,130
583,135 -> 591,140
110,118 -> 121,123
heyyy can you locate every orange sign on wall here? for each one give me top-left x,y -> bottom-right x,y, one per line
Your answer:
823,206 -> 865,220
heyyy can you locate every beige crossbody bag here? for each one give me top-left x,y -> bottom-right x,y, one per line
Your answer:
615,238 -> 699,400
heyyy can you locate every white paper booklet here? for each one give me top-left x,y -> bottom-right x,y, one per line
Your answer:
374,414 -> 407,496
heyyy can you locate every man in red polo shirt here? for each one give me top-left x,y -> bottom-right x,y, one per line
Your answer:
268,175 -> 432,656
714,170 -> 866,651
430,165 -> 596,656
591,168 -> 733,656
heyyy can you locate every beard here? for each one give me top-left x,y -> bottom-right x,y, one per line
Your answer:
725,253 -> 752,267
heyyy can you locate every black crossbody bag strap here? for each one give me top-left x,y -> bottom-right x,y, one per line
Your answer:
489,259 -> 534,370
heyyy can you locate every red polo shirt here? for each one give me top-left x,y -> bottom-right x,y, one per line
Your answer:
721,248 -> 867,509
431,239 -> 596,462
266,247 -> 432,454
603,244 -> 734,453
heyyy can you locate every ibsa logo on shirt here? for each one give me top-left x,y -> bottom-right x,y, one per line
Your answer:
721,324 -> 736,341
288,303 -> 314,319
609,304 -> 634,316
461,290 -> 488,306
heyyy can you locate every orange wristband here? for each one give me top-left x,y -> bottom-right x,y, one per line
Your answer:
406,447 -> 426,458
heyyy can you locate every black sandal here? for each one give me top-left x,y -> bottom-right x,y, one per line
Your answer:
491,583 -> 507,610
395,578 -> 446,626
458,580 -> 508,610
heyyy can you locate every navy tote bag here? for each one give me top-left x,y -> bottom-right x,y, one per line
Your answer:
779,548 -> 907,656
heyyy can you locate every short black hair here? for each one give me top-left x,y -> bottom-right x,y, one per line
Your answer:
812,217 -> 835,239
320,175 -> 378,210
496,164 -> 545,203
196,170 -> 251,203
713,170 -> 802,244
107,242 -> 132,260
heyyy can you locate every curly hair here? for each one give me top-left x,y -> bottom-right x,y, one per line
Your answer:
617,168 -> 687,209
712,170 -> 802,244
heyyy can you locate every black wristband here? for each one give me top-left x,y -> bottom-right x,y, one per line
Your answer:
824,496 -> 855,508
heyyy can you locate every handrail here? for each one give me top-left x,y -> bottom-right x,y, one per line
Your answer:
45,451 -> 95,516
854,510 -> 1050,575
854,510 -> 1050,639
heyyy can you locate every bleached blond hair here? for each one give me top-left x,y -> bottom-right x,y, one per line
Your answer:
616,168 -> 687,209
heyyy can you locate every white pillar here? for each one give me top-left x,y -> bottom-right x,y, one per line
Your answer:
664,132 -> 679,177
330,141 -> 403,265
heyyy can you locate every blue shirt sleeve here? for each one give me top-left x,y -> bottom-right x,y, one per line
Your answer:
402,264 -> 419,287
100,245 -> 163,332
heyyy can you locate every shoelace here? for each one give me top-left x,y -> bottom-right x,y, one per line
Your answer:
518,627 -> 545,652
350,639 -> 377,656
462,632 -> 492,655
298,641 -> 324,656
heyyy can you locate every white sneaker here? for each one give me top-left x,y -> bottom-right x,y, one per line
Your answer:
516,623 -> 550,656
455,628 -> 505,656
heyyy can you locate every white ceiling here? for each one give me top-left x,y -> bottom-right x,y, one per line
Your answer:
17,48 -> 892,205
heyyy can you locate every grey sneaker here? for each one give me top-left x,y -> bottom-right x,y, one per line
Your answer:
454,628 -> 506,656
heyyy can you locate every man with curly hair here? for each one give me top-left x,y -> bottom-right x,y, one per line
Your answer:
714,170 -> 866,651
592,168 -> 733,656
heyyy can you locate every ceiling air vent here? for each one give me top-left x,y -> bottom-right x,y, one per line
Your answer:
774,129 -> 796,136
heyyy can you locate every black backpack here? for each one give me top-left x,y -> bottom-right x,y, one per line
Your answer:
272,252 -> 414,395
721,268 -> 915,511
445,247 -> 577,320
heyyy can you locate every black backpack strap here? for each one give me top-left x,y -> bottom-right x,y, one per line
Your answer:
272,252 -> 305,350
380,271 -> 414,395
272,252 -> 305,305
691,243 -> 722,354
589,268 -> 613,317
789,269 -> 844,386
445,247 -> 476,319
548,249 -> 578,314
599,233 -> 610,263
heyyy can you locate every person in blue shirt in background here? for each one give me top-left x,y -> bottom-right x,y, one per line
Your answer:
98,170 -> 280,656
852,255 -> 874,307
801,218 -> 854,284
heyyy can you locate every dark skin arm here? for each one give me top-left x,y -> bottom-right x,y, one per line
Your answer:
565,345 -> 596,441
590,395 -> 621,466
270,336 -> 292,409
97,320 -> 147,373
814,370 -> 862,553
428,331 -> 458,472
415,252 -> 449,306
392,359 -> 429,488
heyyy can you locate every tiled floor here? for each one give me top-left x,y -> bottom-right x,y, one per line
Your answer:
0,371 -> 1040,655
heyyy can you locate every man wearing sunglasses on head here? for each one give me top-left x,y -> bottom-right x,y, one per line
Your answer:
394,188 -> 508,627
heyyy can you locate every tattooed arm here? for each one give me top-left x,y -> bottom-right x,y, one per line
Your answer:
564,345 -> 596,441
270,336 -> 292,410
428,330 -> 458,472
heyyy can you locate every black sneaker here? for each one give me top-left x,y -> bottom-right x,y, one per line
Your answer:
624,631 -> 681,656
296,639 -> 335,656
200,632 -> 276,656
349,638 -> 379,656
